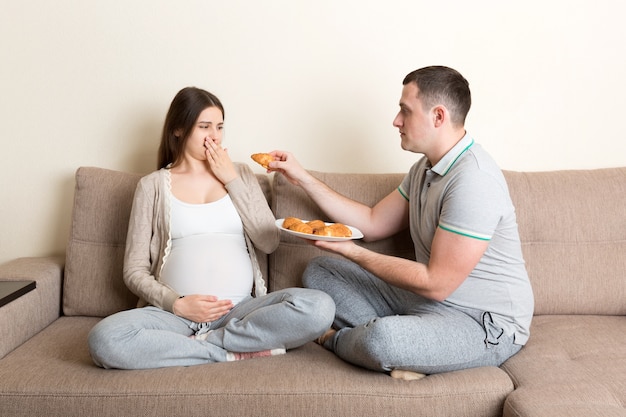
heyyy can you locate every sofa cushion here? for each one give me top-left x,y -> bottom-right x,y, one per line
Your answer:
501,315 -> 626,417
503,168 -> 626,315
63,166 -> 273,317
269,171 -> 415,291
63,167 -> 142,317
0,316 -> 514,417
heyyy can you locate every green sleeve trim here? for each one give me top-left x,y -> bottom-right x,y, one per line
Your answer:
438,223 -> 491,241
397,186 -> 409,201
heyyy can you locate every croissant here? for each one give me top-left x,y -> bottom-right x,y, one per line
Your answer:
281,217 -> 352,238
306,220 -> 327,232
313,224 -> 352,238
289,222 -> 314,234
250,153 -> 274,169
282,217 -> 302,230
312,226 -> 334,237
328,223 -> 352,237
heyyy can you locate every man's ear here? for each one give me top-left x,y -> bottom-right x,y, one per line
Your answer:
432,105 -> 446,128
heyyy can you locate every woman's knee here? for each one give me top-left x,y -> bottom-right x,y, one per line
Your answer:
310,290 -> 336,330
88,313 -> 140,369
88,318 -> 120,368
287,287 -> 336,332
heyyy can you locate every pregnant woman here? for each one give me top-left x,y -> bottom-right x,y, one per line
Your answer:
88,87 -> 335,369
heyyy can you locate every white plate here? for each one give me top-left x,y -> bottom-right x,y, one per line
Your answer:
275,219 -> 364,241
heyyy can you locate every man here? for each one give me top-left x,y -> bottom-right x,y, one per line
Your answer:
269,66 -> 534,379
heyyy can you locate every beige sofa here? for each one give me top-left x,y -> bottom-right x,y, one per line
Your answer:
0,165 -> 624,417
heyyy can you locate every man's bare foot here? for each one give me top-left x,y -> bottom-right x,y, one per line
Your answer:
390,369 -> 427,381
315,329 -> 336,346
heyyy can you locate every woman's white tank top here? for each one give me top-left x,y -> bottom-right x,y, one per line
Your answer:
160,192 -> 253,304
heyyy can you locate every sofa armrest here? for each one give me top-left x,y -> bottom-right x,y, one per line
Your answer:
0,256 -> 64,359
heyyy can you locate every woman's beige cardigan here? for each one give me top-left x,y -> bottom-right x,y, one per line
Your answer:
122,163 -> 279,313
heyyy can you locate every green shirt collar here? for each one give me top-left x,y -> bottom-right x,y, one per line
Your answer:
431,133 -> 474,176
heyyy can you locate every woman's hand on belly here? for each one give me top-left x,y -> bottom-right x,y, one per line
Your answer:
172,295 -> 233,323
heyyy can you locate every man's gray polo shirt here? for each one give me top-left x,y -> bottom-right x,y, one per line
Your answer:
398,133 -> 534,345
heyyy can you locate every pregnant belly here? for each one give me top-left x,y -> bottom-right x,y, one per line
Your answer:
161,234 -> 253,304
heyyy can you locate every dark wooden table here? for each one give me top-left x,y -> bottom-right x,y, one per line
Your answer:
0,281 -> 36,307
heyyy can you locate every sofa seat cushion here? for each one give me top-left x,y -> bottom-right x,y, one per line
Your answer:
0,317 -> 513,417
501,315 -> 626,417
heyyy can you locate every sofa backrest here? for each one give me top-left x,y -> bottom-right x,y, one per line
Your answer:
63,167 -> 272,317
63,167 -> 141,317
503,167 -> 626,315
270,167 -> 626,317
64,165 -> 625,318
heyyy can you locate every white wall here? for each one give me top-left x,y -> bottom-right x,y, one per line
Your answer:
1,0 -> 625,264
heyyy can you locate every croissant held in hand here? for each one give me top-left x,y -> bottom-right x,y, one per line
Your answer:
250,153 -> 274,169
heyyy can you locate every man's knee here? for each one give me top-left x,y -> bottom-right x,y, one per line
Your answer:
302,256 -> 331,288
357,318 -> 398,359
334,318 -> 400,372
